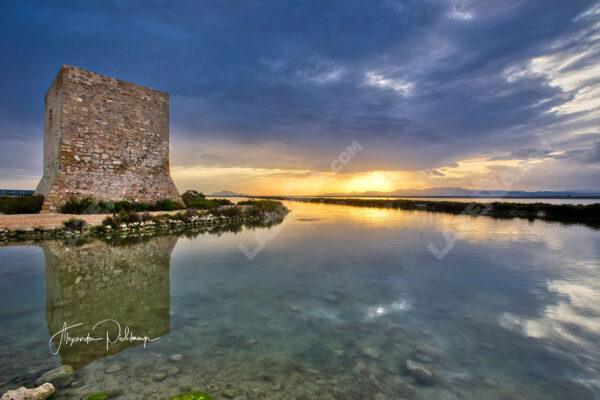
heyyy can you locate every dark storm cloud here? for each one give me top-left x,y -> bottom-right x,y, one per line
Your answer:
547,141 -> 600,165
424,169 -> 445,177
0,0 -> 598,181
486,148 -> 553,162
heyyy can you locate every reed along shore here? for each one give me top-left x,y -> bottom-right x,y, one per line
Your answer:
257,197 -> 600,228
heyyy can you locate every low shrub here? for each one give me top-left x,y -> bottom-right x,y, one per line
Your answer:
141,212 -> 153,222
246,206 -> 262,217
182,190 -> 206,201
0,195 -> 44,214
167,209 -> 201,222
151,213 -> 171,224
59,198 -> 185,214
237,200 -> 283,212
101,215 -> 118,227
153,198 -> 183,211
113,200 -> 134,212
93,225 -> 107,234
183,209 -> 199,219
183,196 -> 232,210
61,197 -> 94,214
118,210 -> 141,224
63,218 -> 86,231
181,190 -> 205,208
101,210 -> 140,227
215,206 -> 242,217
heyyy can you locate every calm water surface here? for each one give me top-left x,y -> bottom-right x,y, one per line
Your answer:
0,201 -> 599,399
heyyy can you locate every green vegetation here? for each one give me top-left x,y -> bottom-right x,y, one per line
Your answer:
85,393 -> 108,400
181,189 -> 205,202
213,205 -> 242,218
169,391 -> 212,400
101,209 -> 195,227
184,198 -> 233,209
260,197 -> 600,228
0,192 -> 280,218
63,218 -> 87,231
92,224 -> 108,234
237,199 -> 283,212
101,210 -> 155,226
99,200 -> 287,227
182,190 -> 232,209
60,197 -> 185,214
0,194 -> 44,214
60,197 -> 94,214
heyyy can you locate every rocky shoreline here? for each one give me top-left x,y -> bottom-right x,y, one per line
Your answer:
0,208 -> 289,244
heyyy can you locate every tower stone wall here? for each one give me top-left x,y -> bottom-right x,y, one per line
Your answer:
35,65 -> 181,213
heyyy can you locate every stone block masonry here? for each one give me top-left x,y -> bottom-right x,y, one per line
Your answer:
35,65 -> 182,213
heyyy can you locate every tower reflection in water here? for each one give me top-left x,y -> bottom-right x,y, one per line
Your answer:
43,236 -> 177,370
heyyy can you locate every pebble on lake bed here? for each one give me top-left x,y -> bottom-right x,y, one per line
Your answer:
325,294 -> 339,303
152,372 -> 167,382
363,347 -> 381,359
272,383 -> 283,391
35,365 -> 74,386
405,359 -> 437,385
104,364 -> 122,374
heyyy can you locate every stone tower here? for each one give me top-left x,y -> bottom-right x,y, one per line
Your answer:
35,65 -> 181,213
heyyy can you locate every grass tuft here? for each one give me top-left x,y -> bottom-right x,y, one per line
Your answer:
60,198 -> 185,214
169,392 -> 213,400
63,218 -> 86,231
0,195 -> 44,214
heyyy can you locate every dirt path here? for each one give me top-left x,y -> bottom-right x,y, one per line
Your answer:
0,211 -> 180,230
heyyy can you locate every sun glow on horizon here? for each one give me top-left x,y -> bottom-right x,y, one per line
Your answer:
169,151 -> 568,196
171,165 -> 424,195
343,171 -> 399,193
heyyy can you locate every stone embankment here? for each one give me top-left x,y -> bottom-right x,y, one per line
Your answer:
0,209 -> 289,243
0,211 -> 177,230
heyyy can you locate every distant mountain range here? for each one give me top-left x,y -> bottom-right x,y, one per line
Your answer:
318,187 -> 600,198
208,190 -> 250,197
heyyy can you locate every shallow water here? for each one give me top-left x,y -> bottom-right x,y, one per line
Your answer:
1,202 -> 599,399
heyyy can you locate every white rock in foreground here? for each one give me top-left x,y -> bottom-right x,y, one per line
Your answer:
1,383 -> 55,400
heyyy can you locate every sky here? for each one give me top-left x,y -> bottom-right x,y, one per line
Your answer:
0,0 -> 599,195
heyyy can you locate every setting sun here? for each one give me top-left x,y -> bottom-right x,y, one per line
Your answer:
344,171 -> 396,193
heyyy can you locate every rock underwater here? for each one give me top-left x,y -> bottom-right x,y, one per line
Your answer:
0,383 -> 55,400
